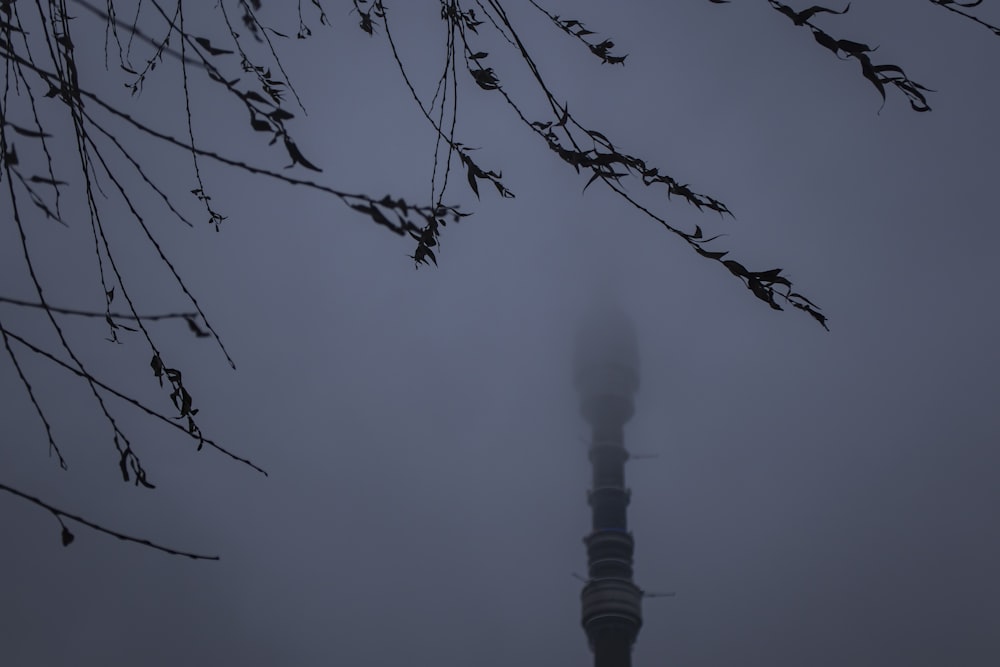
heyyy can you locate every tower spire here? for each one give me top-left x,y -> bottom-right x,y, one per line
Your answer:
573,301 -> 643,667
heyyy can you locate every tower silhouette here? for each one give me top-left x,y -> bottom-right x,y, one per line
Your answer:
573,301 -> 643,667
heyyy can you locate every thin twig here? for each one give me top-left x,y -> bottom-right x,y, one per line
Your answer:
0,482 -> 220,560
68,0 -> 206,69
0,326 -> 268,476
0,295 -> 198,321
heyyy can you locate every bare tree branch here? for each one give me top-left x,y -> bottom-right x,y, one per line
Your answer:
0,482 -> 219,560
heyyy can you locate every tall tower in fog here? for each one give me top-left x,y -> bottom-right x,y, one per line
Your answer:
573,301 -> 644,667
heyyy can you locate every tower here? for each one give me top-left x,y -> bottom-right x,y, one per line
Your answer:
573,302 -> 643,667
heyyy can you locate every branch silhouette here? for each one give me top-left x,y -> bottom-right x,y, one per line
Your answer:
3,0 -> 987,557
929,0 -> 1000,37
0,482 -> 219,560
0,295 -> 200,323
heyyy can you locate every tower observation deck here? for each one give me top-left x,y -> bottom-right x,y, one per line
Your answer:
573,303 -> 643,667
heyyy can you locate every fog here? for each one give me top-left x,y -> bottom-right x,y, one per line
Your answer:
1,2 -> 998,665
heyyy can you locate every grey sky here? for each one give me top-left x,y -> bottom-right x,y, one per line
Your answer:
1,1 -> 998,665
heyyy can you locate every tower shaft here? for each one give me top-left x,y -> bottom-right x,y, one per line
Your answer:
573,304 -> 643,667
581,421 -> 642,667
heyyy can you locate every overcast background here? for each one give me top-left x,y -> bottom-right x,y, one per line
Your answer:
1,1 -> 998,665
